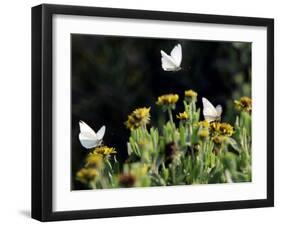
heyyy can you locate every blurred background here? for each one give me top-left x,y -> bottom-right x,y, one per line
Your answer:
71,34 -> 251,190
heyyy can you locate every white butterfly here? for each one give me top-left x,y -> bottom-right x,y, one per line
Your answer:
202,97 -> 222,122
160,44 -> 182,71
78,120 -> 106,149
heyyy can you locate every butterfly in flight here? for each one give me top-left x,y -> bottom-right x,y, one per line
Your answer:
78,120 -> 106,149
160,44 -> 182,71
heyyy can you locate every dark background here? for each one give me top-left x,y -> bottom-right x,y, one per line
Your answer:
71,34 -> 251,190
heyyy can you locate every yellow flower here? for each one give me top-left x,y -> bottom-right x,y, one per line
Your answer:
76,168 -> 99,184
198,129 -> 209,139
210,122 -> 234,137
210,121 -> 220,132
184,89 -> 198,102
198,120 -> 210,129
125,107 -> 151,130
234,96 -> 252,113
218,122 -> 234,137
156,94 -> 179,106
176,111 -> 189,120
85,153 -> 103,168
93,145 -> 116,156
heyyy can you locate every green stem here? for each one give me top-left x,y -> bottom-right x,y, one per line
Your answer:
167,108 -> 174,124
141,124 -> 147,132
189,103 -> 193,122
171,164 -> 176,184
191,147 -> 195,163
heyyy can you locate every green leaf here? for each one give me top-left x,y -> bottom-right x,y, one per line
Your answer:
227,137 -> 241,152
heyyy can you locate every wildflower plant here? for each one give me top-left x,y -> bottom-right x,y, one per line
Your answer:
125,107 -> 151,130
234,96 -> 252,113
156,94 -> 179,124
76,92 -> 252,189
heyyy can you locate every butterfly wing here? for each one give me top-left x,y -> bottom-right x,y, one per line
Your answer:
216,105 -> 223,117
96,125 -> 106,140
79,121 -> 96,136
202,97 -> 220,122
170,44 -> 182,67
79,121 -> 99,149
79,133 -> 100,149
160,50 -> 178,71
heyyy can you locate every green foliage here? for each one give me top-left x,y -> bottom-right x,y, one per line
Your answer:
76,94 -> 252,189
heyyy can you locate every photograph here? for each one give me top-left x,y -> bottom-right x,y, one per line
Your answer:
71,34 -> 252,190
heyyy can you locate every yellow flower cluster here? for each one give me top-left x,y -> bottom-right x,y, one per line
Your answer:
210,122 -> 234,137
234,96 -> 252,113
184,89 -> 198,102
197,121 -> 233,141
76,168 -> 99,184
176,111 -> 189,120
156,94 -> 179,106
76,145 -> 116,186
93,145 -> 116,156
85,152 -> 103,167
125,107 -> 151,130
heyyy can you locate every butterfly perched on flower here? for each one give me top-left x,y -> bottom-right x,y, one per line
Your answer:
202,97 -> 222,122
160,44 -> 182,71
78,120 -> 105,149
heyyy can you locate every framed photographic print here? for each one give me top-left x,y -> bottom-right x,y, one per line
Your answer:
32,4 -> 274,221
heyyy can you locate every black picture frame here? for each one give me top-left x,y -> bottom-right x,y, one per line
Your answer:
32,3 -> 274,222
